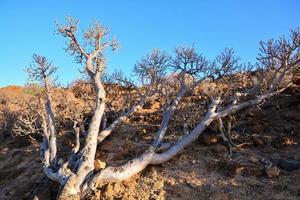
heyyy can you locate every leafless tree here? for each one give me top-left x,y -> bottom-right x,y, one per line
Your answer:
97,49 -> 170,143
33,17 -> 299,199
49,17 -> 118,198
84,29 -> 299,193
26,54 -> 58,169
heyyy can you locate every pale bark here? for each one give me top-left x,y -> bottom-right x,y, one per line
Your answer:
85,98 -> 221,190
58,58 -> 106,198
38,25 -> 299,199
153,85 -> 186,146
86,83 -> 291,191
72,122 -> 80,154
153,77 -> 205,146
218,118 -> 238,156
44,79 -> 57,166
98,103 -> 143,143
40,85 -> 68,185
40,110 -> 50,167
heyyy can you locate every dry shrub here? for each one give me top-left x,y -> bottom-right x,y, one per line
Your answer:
0,107 -> 18,137
12,99 -> 43,138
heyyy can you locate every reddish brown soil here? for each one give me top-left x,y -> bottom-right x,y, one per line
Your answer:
0,84 -> 299,200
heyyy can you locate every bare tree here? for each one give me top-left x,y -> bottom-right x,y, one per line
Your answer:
53,17 -> 118,198
26,54 -> 58,168
151,46 -> 209,147
84,29 -> 300,192
97,49 -> 170,143
33,17 -> 299,199
27,17 -> 117,198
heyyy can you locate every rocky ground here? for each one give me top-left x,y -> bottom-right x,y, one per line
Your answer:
0,83 -> 300,200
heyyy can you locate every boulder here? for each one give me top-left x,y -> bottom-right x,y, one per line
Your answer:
277,159 -> 300,171
94,159 -> 106,171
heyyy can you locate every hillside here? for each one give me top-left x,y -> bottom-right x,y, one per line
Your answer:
0,80 -> 299,200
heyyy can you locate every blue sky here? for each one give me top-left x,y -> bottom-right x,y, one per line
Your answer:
0,0 -> 299,87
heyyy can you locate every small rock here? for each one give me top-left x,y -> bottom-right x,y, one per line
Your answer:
202,133 -> 221,145
249,155 -> 260,164
94,159 -> 106,171
281,137 -> 297,145
167,178 -> 176,186
265,166 -> 280,178
272,136 -> 297,148
235,167 -> 245,176
277,159 -> 300,171
252,134 -> 265,147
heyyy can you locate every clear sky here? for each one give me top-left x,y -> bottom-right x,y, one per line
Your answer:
0,0 -> 299,87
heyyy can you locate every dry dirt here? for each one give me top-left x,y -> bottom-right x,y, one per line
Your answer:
0,84 -> 300,200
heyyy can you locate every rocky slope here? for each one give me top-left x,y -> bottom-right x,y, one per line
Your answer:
0,80 -> 299,200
